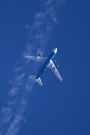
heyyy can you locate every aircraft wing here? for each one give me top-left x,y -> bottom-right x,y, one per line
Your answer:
25,55 -> 47,63
48,60 -> 63,82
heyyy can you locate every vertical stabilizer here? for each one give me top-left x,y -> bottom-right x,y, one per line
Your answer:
36,78 -> 43,86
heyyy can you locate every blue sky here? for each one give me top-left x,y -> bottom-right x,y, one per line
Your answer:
0,0 -> 90,135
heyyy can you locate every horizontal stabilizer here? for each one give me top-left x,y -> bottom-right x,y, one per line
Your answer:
29,75 -> 36,80
36,78 -> 43,86
29,76 -> 43,86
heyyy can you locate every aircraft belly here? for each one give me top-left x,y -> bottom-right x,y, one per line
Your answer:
36,60 -> 49,79
36,68 -> 46,79
36,52 -> 56,79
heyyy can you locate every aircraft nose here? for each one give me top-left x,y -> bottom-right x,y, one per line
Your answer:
52,48 -> 57,54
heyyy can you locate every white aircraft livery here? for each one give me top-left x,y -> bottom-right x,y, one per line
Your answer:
25,48 -> 63,86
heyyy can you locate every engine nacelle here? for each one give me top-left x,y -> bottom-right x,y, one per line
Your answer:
43,54 -> 46,57
38,53 -> 41,56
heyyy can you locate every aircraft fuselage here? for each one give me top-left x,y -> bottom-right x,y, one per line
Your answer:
36,51 -> 56,79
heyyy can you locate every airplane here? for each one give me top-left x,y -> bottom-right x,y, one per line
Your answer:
25,48 -> 63,86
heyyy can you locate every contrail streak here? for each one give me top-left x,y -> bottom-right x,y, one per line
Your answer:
0,0 -> 65,135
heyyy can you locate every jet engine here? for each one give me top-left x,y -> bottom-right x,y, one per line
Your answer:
38,53 -> 41,56
43,54 -> 46,57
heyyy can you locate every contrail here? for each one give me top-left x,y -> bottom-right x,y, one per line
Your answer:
0,0 -> 65,135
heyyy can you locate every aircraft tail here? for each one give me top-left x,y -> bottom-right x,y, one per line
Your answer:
29,75 -> 36,80
36,78 -> 43,86
29,76 -> 43,86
